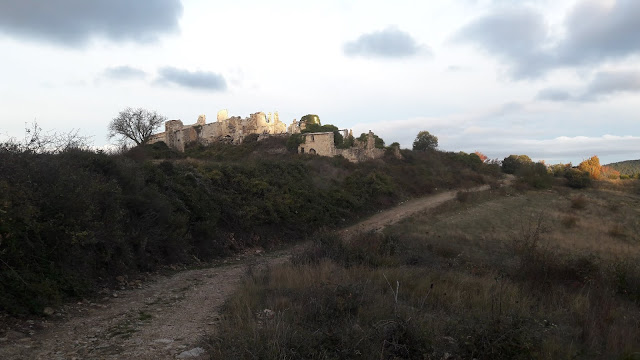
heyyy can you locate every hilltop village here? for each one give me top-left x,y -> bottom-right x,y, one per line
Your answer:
148,110 -> 399,162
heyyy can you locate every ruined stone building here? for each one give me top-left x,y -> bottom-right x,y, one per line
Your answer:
147,110 -> 287,152
298,130 -> 389,162
148,110 -> 397,162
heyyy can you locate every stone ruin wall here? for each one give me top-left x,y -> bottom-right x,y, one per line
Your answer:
298,130 -> 393,163
148,111 -> 397,162
148,111 -> 288,152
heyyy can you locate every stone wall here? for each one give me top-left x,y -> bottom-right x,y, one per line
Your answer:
298,130 -> 386,162
298,132 -> 334,156
148,110 -> 288,151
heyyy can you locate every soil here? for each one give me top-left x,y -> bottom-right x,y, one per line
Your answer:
0,179 -> 509,359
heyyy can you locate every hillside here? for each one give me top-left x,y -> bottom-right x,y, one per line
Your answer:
0,136 -> 501,315
0,180 -> 505,360
606,159 -> 640,176
213,181 -> 640,359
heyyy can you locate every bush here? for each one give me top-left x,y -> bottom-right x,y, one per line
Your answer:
565,168 -> 592,189
516,162 -> 553,189
570,195 -> 587,210
285,133 -> 303,153
502,155 -> 532,174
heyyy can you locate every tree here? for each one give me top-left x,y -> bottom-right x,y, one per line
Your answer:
501,154 -> 532,174
474,151 -> 488,163
300,114 -> 321,126
108,107 -> 166,146
600,166 -> 621,179
412,131 -> 438,151
578,155 -> 601,179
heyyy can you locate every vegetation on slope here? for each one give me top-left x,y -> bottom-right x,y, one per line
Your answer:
606,159 -> 640,177
211,182 -> 640,359
0,136 -> 499,315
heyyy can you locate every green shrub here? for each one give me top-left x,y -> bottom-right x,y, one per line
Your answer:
565,168 -> 591,189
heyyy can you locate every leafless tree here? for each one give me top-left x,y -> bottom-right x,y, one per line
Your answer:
108,107 -> 166,146
1,121 -> 92,154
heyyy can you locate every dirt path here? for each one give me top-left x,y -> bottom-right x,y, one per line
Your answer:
0,251 -> 291,360
0,180 -> 508,359
341,184 -> 492,237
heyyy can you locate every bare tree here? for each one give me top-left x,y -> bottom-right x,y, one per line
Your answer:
1,121 -> 92,154
108,107 -> 166,146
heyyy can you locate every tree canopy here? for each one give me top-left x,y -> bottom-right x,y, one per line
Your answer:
300,114 -> 321,126
501,154 -> 532,174
108,107 -> 166,146
412,131 -> 438,151
578,156 -> 601,179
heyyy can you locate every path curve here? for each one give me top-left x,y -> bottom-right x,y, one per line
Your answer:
0,179 -> 509,359
341,184 -> 493,236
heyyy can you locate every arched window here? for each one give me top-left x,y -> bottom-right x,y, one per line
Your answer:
309,149 -> 316,155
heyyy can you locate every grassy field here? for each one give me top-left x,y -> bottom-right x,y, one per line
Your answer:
209,181 -> 640,359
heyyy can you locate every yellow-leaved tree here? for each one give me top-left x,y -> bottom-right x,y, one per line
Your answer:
578,155 -> 601,179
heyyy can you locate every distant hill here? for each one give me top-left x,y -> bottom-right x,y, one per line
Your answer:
605,159 -> 640,175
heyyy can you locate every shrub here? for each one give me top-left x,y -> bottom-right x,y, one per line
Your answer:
502,155 -> 532,174
561,215 -> 578,228
516,162 -> 553,189
565,168 -> 591,189
285,134 -> 303,153
570,195 -> 587,210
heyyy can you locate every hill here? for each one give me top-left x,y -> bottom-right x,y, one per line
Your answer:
0,136 -> 501,315
606,159 -> 640,176
213,181 -> 640,359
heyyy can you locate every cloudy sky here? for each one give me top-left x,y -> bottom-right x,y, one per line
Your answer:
1,0 -> 639,164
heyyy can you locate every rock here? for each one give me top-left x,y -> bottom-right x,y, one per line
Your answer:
43,307 -> 55,316
177,347 -> 205,358
112,292 -> 118,298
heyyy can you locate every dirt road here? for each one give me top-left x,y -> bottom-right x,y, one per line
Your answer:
341,184 -> 492,237
0,181 -> 503,359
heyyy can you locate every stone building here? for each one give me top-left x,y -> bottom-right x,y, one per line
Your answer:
298,130 -> 389,162
148,110 -> 399,162
147,110 -> 287,152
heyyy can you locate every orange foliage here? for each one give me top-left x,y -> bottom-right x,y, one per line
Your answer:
578,156 -> 601,179
474,151 -> 488,163
601,166 -> 621,179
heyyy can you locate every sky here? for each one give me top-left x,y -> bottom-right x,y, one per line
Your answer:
0,0 -> 639,165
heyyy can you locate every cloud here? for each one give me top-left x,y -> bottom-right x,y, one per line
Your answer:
103,66 -> 147,80
454,1 -> 640,78
579,70 -> 640,101
0,0 -> 183,47
536,88 -> 572,101
492,102 -> 524,117
452,7 -> 552,78
344,26 -> 427,58
560,0 -> 640,66
498,135 -> 640,163
537,70 -> 640,102
156,67 -> 227,91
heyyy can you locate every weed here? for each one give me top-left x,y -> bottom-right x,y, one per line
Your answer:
138,311 -> 152,321
561,215 -> 579,228
571,195 -> 587,210
608,224 -> 626,238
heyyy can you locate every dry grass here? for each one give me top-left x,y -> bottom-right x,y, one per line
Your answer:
210,182 -> 640,359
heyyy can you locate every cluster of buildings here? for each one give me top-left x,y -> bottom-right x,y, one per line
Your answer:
148,110 -> 397,162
